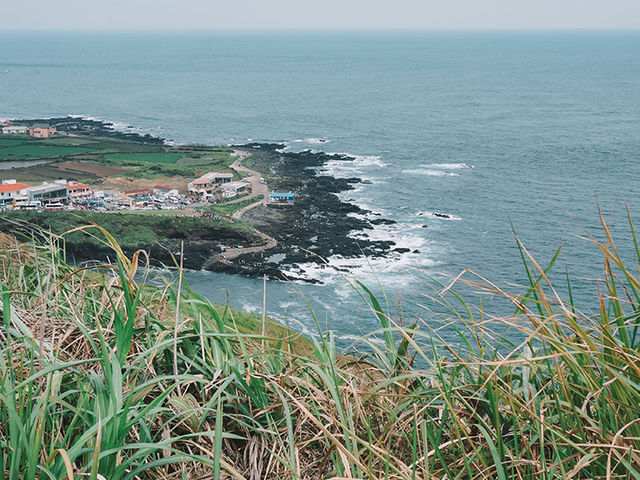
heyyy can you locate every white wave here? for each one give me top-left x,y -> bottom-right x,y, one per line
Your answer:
402,169 -> 459,177
316,154 -> 387,181
417,211 -> 462,221
328,153 -> 387,167
424,162 -> 473,170
281,217 -> 442,287
307,137 -> 330,144
278,300 -> 299,311
239,302 -> 260,314
282,247 -> 439,287
289,137 -> 330,144
347,221 -> 426,250
340,334 -> 386,347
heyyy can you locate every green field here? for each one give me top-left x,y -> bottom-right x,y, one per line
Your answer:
0,144 -> 92,159
0,138 -> 27,147
104,152 -> 184,164
0,133 -> 239,181
37,136 -> 97,146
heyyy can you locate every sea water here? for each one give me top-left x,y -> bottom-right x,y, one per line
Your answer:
1,31 -> 639,345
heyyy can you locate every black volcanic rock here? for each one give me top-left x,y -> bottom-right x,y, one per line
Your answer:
14,116 -> 164,144
223,144 -> 396,279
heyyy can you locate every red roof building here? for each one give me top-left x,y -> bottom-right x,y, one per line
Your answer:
0,181 -> 30,203
124,189 -> 151,197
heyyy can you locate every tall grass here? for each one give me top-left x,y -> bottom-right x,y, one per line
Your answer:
0,210 -> 639,479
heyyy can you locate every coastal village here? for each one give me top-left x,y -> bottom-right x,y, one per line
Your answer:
0,121 -> 295,214
0,117 -> 391,278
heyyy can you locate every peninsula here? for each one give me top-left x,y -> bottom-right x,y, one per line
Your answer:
0,117 -> 395,281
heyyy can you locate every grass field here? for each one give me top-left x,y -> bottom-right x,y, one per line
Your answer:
37,136 -> 97,146
0,134 -> 239,183
0,138 -> 27,147
0,210 -> 259,252
0,144 -> 92,159
116,209 -> 186,216
104,152 -> 184,164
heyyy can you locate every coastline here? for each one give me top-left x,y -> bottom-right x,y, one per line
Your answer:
220,143 -> 398,282
0,117 -> 398,283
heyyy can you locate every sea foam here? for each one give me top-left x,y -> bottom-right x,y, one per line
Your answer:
424,162 -> 473,170
402,169 -> 459,177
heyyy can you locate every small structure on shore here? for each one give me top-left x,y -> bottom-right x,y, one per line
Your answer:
269,192 -> 295,205
2,125 -> 27,135
29,127 -> 56,138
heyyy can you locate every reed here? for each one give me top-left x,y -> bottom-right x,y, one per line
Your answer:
0,210 -> 639,479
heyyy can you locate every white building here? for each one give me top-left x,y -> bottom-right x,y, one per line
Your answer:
2,125 -> 28,135
25,181 -> 69,204
221,180 -> 250,199
153,185 -> 179,196
188,171 -> 234,196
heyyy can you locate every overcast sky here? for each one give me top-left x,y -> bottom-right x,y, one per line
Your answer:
1,0 -> 639,31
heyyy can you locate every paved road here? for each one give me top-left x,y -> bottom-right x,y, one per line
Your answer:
202,150 -> 277,267
227,150 -> 270,219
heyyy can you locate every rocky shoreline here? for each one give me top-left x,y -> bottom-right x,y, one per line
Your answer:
204,143 -> 396,282
14,116 -> 164,144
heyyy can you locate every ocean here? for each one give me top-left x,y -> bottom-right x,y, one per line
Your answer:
1,30 -> 639,345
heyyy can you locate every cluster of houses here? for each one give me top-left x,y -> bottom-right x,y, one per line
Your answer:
0,168 -> 255,213
0,179 -> 189,211
2,124 -> 57,138
0,145 -> 298,210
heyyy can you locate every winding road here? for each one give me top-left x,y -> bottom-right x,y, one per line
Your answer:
228,150 -> 270,219
203,150 -> 277,266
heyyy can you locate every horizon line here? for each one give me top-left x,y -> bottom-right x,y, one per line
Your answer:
1,27 -> 640,33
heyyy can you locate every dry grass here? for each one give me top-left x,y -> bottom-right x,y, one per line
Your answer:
1,208 -> 640,479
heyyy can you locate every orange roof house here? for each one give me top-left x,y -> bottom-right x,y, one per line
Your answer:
29,127 -> 57,138
0,182 -> 30,193
0,181 -> 31,203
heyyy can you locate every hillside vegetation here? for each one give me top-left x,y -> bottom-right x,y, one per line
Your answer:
0,211 -> 261,270
0,213 -> 640,479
